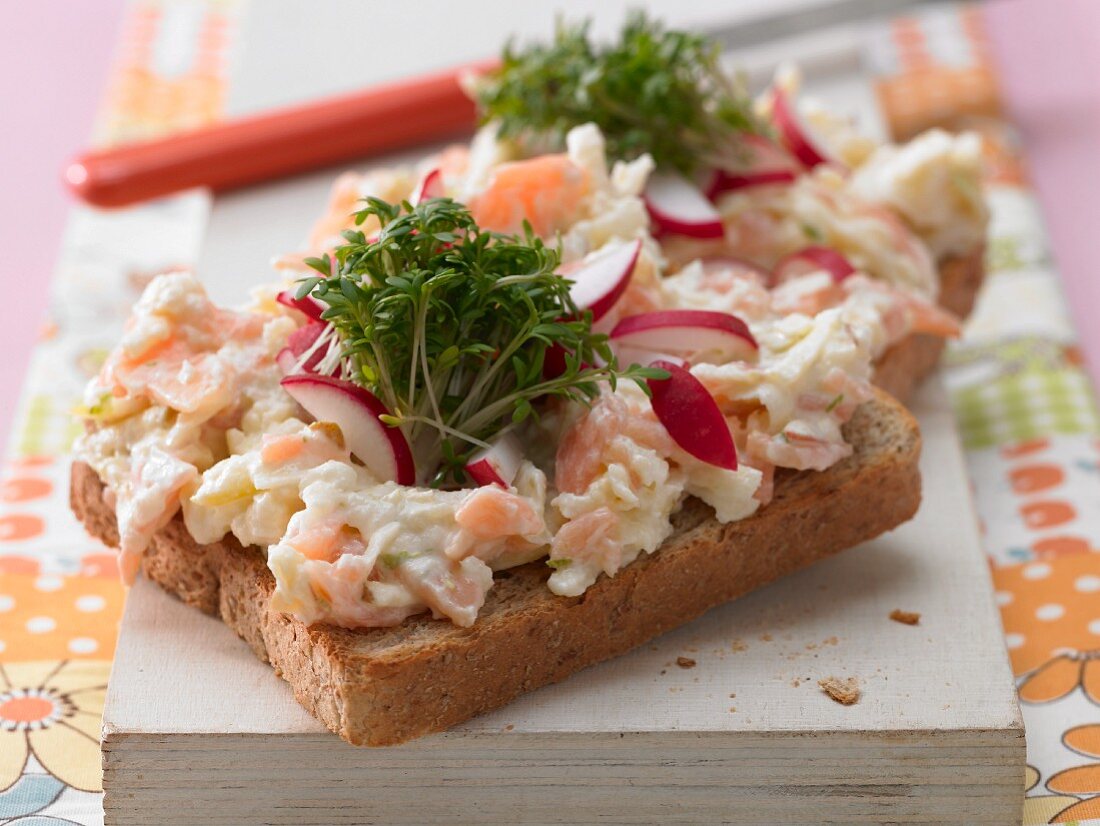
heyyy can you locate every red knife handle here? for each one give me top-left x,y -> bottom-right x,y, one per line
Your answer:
64,59 -> 499,208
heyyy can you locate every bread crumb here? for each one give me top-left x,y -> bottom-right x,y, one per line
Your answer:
728,706 -> 737,713
791,678 -> 801,688
890,608 -> 921,625
760,633 -> 773,642
818,676 -> 860,705
823,636 -> 838,646
731,639 -> 747,652
660,669 -> 667,675
728,692 -> 736,698
503,724 -> 514,731
676,656 -> 696,669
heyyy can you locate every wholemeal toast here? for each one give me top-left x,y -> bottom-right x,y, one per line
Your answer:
873,247 -> 984,403
72,387 -> 919,746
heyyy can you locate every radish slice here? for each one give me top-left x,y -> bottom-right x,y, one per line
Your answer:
644,174 -> 724,239
560,239 -> 641,322
276,321 -> 328,375
276,288 -> 326,321
772,89 -> 834,170
410,167 -> 445,205
465,432 -> 524,488
280,374 -> 415,485
705,135 -> 801,198
276,348 -> 297,374
706,168 -> 796,198
611,310 -> 757,362
647,360 -> 737,470
773,246 -> 856,285
542,343 -> 569,380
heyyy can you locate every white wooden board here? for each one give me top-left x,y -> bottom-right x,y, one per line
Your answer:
101,380 -> 1023,825
100,2 -> 1024,823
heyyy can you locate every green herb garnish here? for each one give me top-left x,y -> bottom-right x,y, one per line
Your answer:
88,392 -> 112,417
801,223 -> 823,242
950,167 -> 981,205
473,12 -> 762,176
380,551 -> 413,568
826,394 -> 844,413
546,558 -> 572,569
301,197 -> 662,485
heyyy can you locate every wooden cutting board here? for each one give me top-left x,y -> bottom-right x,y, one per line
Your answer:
99,2 -> 1023,823
101,378 -> 1023,825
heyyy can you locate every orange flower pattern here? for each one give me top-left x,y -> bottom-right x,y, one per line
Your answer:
873,6 -> 1100,824
0,660 -> 109,793
0,1 -> 239,823
996,555 -> 1100,698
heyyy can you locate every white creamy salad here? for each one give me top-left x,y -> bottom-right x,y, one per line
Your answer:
77,70 -> 987,632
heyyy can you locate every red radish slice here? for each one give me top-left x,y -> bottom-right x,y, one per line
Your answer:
288,321 -> 326,354
410,167 -> 445,205
611,310 -> 757,362
647,360 -> 737,470
772,89 -> 835,170
465,432 -> 524,488
276,348 -> 297,374
541,342 -> 569,380
277,321 -> 328,374
706,168 -> 797,198
276,288 -> 326,321
644,174 -> 724,239
280,374 -> 415,485
541,341 -> 600,379
773,246 -> 856,285
705,135 -> 801,198
560,239 -> 641,322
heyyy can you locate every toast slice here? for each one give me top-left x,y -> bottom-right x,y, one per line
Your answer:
71,387 -> 920,747
874,247 -> 984,402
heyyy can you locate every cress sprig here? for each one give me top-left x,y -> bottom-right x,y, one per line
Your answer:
299,196 -> 662,485
472,12 -> 764,177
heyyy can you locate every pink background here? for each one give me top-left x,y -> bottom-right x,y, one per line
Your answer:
0,0 -> 1095,458
985,0 -> 1100,371
0,1 -> 126,454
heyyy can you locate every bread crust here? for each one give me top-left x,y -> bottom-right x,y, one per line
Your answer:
873,247 -> 984,403
71,389 -> 920,746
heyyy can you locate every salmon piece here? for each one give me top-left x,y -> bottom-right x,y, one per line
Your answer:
261,433 -> 307,465
396,555 -> 492,627
309,171 -> 366,250
549,507 -> 622,577
469,154 -> 590,237
555,394 -> 674,495
907,300 -> 962,338
454,485 -> 544,540
291,522 -> 364,563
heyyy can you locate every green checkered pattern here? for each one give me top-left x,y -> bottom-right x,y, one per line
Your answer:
951,366 -> 1100,450
12,393 -> 84,459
